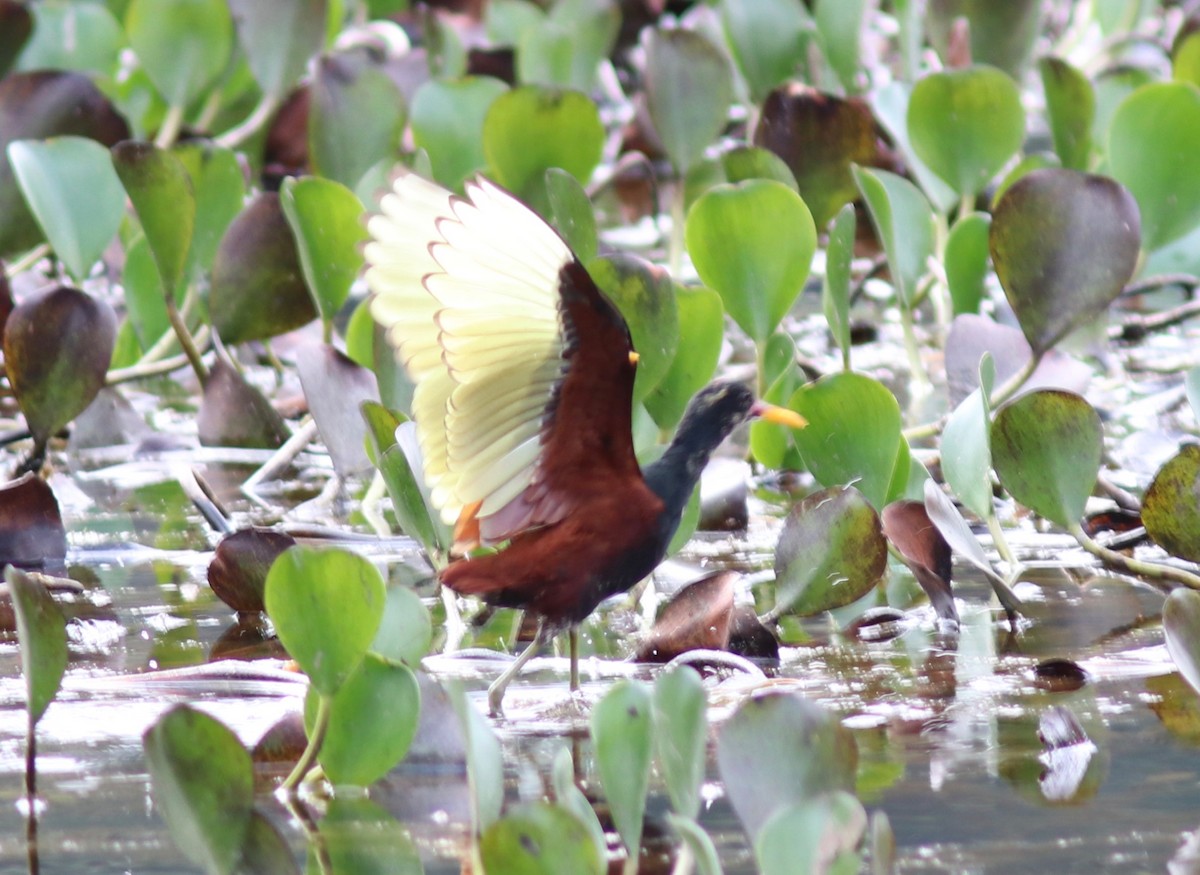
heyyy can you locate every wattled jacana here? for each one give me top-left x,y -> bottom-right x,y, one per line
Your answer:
364,173 -> 805,715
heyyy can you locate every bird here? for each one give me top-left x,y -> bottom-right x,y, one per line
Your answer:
364,171 -> 806,715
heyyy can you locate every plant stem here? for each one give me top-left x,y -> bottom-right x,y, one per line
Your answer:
899,304 -> 928,387
958,192 -> 973,222
1069,522 -> 1200,590
25,719 -> 38,875
985,510 -> 1018,568
154,103 -> 185,149
987,350 -> 1042,409
282,692 -> 331,793
106,337 -> 210,385
667,182 -> 686,279
214,92 -> 281,150
164,295 -> 209,384
193,90 -> 224,134
5,243 -> 51,278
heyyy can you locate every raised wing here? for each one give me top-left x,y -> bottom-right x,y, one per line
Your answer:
364,172 -> 640,544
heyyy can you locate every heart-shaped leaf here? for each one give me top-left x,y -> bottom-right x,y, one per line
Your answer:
716,692 -> 856,841
990,168 -> 1139,355
944,212 -> 991,316
814,0 -> 869,92
8,137 -> 126,283
545,167 -> 597,263
643,27 -> 733,174
112,140 -> 196,296
308,797 -> 422,875
0,474 -> 67,573
941,353 -> 995,519
1143,444 -> 1200,563
125,0 -> 233,108
480,803 -> 604,875
8,567 -> 67,727
926,0 -> 1042,77
907,65 -> 1025,198
870,81 -> 958,213
773,485 -> 888,617
3,285 -> 116,445
591,680 -> 653,859
1039,57 -> 1094,171
207,528 -> 296,614
991,389 -> 1102,529
143,705 -> 254,875
756,792 -> 867,875
881,500 -> 957,623
265,545 -> 386,697
719,0 -> 814,103
519,0 -> 619,92
196,358 -> 290,449
686,179 -> 815,344
227,0 -> 326,99
754,85 -> 880,229
171,141 -> 244,283
643,287 -> 723,432
652,665 -> 708,820
852,165 -> 935,308
411,76 -> 509,191
1164,588 -> 1200,698
15,2 -> 122,74
370,584 -> 432,668
636,569 -> 736,662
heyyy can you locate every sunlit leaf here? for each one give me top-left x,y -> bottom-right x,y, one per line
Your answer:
643,27 -> 733,174
589,254 -> 678,402
652,666 -> 707,820
411,76 -> 508,191
264,545 -> 386,697
363,405 -> 448,559
852,165 -> 935,309
227,0 -> 326,98
112,140 -> 196,295
480,802 -> 604,875
125,0 -> 233,108
8,567 -> 67,727
1143,444 -> 1200,563
592,680 -> 653,858
991,390 -> 1102,529
869,81 -> 957,212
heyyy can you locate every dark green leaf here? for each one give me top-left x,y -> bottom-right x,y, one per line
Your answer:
7,567 -> 67,727
643,28 -> 733,174
125,0 -> 233,107
236,811 -> 301,875
591,680 -> 653,857
197,357 -> 291,449
944,212 -> 991,316
171,141 -> 244,283
823,203 -> 855,368
227,0 -> 326,98
852,165 -> 934,308
719,0 -> 813,103
652,666 -> 707,819
377,420 -> 449,559
813,0 -> 869,92
644,286 -> 724,431
305,797 -> 423,875
411,76 -> 508,191
1143,444 -> 1200,563
112,140 -> 196,295
1039,57 -> 1094,171
926,0 -> 1042,77
545,167 -> 597,263
480,802 -> 604,875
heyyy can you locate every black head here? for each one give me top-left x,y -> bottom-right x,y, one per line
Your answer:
665,381 -> 757,481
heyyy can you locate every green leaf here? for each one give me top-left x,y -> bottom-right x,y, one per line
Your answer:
0,4 -> 33,77
1039,57 -> 1094,171
280,176 -> 367,330
8,136 -> 126,283
748,332 -> 804,470
3,285 -> 117,444
719,0 -> 813,103
367,409 -> 448,559
370,583 -> 433,667
940,354 -> 995,520
907,65 -> 1025,198
686,179 -> 816,344
309,49 -> 406,190
643,27 -> 733,174
16,2 -> 123,74
264,545 -> 386,696
644,286 -> 724,431
519,0 -> 619,92
550,748 -> 607,865
304,653 -> 420,786
306,797 -> 423,875
483,85 -> 603,213
788,371 -> 904,510
715,692 -> 857,841
588,254 -> 679,402
411,76 -> 508,191
239,811 -> 301,875
652,666 -> 707,820
545,167 -> 597,263
480,803 -> 604,875
143,705 -> 254,875
773,485 -> 888,616
448,683 -> 504,834
852,165 -> 934,308
869,81 -> 957,213
668,815 -> 725,875
926,0 -> 1042,77
814,0 -> 868,92
1143,444 -> 1200,563
989,168 -> 1140,355
112,140 -> 196,295
485,0 -> 543,46
7,567 -> 67,727
823,203 -> 855,368
172,141 -> 244,283
125,0 -> 233,108
1173,29 -> 1200,88
944,212 -> 991,316
685,146 -> 799,211
1164,588 -> 1200,697
592,680 -> 653,858
227,0 -> 327,98
756,793 -> 867,875
1188,366 -> 1200,424
1109,82 -> 1200,251
990,390 -> 1102,529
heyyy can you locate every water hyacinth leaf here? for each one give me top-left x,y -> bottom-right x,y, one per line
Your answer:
773,485 -> 887,617
591,680 -> 653,858
304,653 -> 419,786
1109,83 -> 1200,251
264,545 -> 386,696
907,66 -> 1025,198
112,141 -> 196,295
280,176 -> 367,330
411,76 -> 509,191
227,0 -> 326,99
16,2 -> 123,74
789,372 -> 904,510
551,748 -> 607,865
756,792 -> 866,875
8,567 -> 67,727
310,797 -> 423,875
0,474 -> 67,573
0,3 -> 33,76
370,584 -> 433,667
480,802 -> 604,875
869,81 -> 956,213
8,137 -> 125,283
927,0 -> 1042,77
643,27 -> 733,175
448,683 -> 504,833
637,569 -> 735,662
852,165 -> 934,309
716,692 -> 856,841
172,141 -> 244,283
125,0 -> 233,108
196,359 -> 290,449
0,71 -> 129,258
686,179 -> 816,344
990,169 -> 1140,355
483,85 -> 603,212
652,665 -> 707,819
210,192 -> 317,344
944,212 -> 991,316
309,49 -> 406,190
823,203 -> 855,368
1039,57 -> 1094,171
1143,444 -> 1200,563
589,254 -> 678,401
520,0 -> 619,92
813,0 -> 868,92
3,285 -> 116,445
991,390 -> 1102,529
941,353 -> 995,519
545,167 -> 597,263
238,812 -> 300,875
1164,589 -> 1200,697
485,0 -> 543,45
1174,29 -> 1200,87
749,332 -> 804,470
296,344 -> 379,476
880,501 -> 957,623
143,705 -> 254,875
207,528 -> 296,614
644,286 -> 723,431
719,0 -> 813,103
669,815 -> 725,875
364,403 -> 448,558
753,86 -> 878,230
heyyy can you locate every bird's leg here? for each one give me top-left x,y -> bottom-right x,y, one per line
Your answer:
488,617 -> 551,717
569,626 -> 580,693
